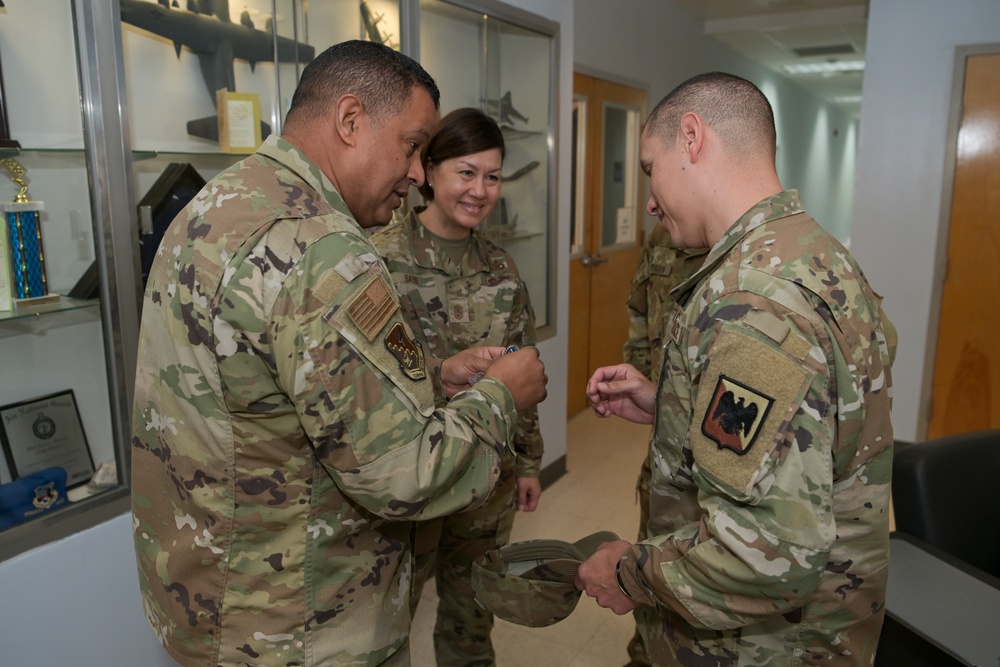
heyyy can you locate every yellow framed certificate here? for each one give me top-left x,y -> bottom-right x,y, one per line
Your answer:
217,89 -> 262,154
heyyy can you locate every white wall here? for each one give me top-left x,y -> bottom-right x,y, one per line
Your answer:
573,0 -> 859,243
851,0 -> 1000,442
0,514 -> 177,666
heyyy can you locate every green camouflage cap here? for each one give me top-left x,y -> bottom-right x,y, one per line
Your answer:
471,531 -> 620,627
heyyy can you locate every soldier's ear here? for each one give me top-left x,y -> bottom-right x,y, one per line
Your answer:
678,112 -> 704,163
333,94 -> 364,147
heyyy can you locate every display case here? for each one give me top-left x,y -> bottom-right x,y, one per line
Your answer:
0,0 -> 557,558
120,0 -> 406,215
0,1 -> 140,558
417,0 -> 558,333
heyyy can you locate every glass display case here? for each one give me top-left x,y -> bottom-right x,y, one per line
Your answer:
0,0 -> 557,558
0,0 -> 140,558
417,0 -> 558,333
121,0 -> 405,213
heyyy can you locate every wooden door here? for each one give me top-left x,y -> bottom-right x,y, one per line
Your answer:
928,52 -> 1000,437
567,73 -> 646,416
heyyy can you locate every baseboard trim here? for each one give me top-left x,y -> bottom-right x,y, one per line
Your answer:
539,455 -> 566,489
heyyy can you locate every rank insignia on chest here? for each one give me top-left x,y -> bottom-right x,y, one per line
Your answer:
452,301 -> 470,323
384,321 -> 427,381
701,374 -> 773,455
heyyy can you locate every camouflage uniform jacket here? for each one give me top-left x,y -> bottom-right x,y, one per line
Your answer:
623,223 -> 709,383
131,135 -> 518,667
615,191 -> 894,666
370,211 -> 543,478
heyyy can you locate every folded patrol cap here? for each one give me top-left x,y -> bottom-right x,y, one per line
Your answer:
471,531 -> 620,627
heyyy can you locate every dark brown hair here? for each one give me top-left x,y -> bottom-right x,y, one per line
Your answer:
418,107 -> 505,201
645,72 -> 776,164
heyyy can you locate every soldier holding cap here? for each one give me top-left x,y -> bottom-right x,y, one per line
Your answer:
578,72 -> 893,666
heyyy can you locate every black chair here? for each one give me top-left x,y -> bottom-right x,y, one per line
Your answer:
876,430 -> 1000,666
892,430 -> 1000,579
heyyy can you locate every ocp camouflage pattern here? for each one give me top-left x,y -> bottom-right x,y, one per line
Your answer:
623,223 -> 709,382
615,190 -> 894,666
371,211 -> 543,665
131,135 -> 519,667
622,223 -> 707,667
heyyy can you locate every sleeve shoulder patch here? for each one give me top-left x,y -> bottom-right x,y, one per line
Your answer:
691,326 -> 814,500
347,274 -> 399,342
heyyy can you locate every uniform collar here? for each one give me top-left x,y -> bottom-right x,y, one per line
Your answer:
257,134 -> 355,221
672,189 -> 805,298
403,209 -> 492,277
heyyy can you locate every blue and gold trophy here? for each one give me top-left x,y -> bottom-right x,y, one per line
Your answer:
1,157 -> 56,306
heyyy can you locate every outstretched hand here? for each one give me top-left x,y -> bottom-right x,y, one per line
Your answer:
586,363 -> 656,424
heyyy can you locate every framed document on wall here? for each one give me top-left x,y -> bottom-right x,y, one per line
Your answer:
0,390 -> 95,488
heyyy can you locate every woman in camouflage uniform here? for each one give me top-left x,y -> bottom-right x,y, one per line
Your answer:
371,107 -> 544,667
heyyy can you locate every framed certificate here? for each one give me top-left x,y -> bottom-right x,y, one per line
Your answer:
217,89 -> 262,154
0,390 -> 95,489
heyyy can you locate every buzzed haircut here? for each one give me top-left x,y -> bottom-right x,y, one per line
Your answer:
645,72 -> 776,163
285,40 -> 440,129
418,107 -> 506,201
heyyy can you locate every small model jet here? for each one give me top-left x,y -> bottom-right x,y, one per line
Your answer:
502,160 -> 539,182
484,91 -> 529,127
498,91 -> 528,125
360,1 -> 396,49
120,0 -> 315,142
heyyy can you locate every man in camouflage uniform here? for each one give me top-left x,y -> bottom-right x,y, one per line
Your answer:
577,72 -> 893,666
621,223 -> 707,667
372,205 -> 543,666
130,41 -> 547,667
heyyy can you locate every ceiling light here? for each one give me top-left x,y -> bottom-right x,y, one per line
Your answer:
781,60 -> 865,75
833,95 -> 862,104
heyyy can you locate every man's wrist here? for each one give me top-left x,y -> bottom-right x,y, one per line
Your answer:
615,559 -> 633,599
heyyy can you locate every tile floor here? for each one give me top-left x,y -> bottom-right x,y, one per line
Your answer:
410,408 -> 652,667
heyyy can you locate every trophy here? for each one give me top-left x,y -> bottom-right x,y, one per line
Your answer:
1,158 -> 56,306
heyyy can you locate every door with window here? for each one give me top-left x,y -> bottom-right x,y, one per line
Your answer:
567,73 -> 646,416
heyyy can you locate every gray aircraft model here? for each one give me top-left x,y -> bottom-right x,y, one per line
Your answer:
120,0 -> 315,142
360,1 -> 396,49
502,160 -> 539,182
484,90 -> 530,129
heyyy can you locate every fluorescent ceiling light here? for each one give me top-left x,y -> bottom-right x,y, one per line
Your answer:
781,60 -> 865,75
833,95 -> 862,104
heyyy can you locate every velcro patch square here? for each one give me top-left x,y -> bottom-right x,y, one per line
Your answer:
691,327 -> 814,499
348,275 -> 398,342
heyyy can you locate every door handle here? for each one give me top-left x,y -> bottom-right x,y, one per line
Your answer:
581,255 -> 609,266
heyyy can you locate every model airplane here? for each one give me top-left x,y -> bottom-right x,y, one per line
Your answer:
360,1 -> 396,49
120,0 -> 315,142
485,90 -> 529,126
502,160 -> 539,182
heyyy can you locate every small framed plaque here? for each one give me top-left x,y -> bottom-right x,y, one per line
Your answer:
0,390 -> 95,489
217,89 -> 262,154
